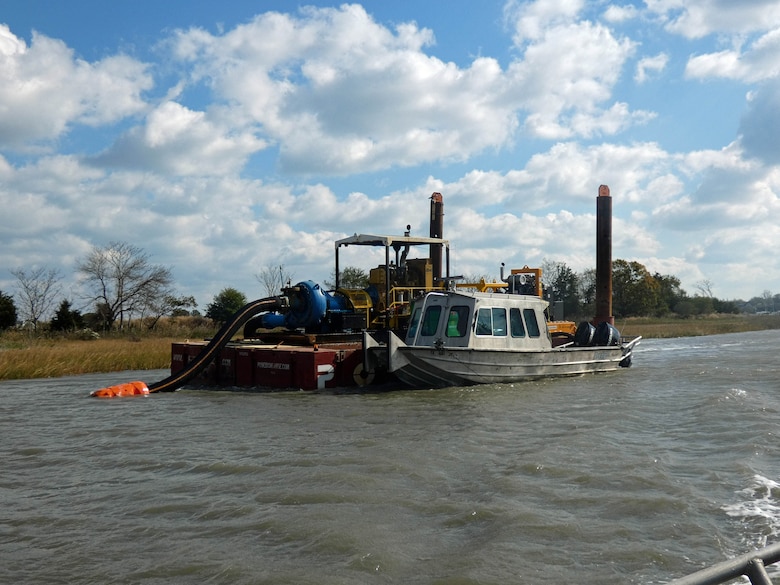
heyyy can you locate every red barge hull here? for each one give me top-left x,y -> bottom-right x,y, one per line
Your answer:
170,340 -> 366,391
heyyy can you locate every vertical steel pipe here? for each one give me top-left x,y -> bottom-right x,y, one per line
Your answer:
746,558 -> 774,585
429,192 -> 444,285
594,184 -> 614,325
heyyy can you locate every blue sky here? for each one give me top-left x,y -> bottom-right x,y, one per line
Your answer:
3,0 -> 780,314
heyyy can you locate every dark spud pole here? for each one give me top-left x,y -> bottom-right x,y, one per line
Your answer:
594,184 -> 614,325
429,192 -> 444,285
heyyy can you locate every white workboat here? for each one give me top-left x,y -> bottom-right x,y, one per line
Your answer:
364,289 -> 641,388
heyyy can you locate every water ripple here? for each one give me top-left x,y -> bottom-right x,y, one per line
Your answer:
2,334 -> 780,583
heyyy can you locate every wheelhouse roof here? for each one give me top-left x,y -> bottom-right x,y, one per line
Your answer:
335,234 -> 449,248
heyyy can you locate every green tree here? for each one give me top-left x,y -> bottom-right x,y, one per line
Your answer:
542,260 -> 581,319
577,268 -> 596,315
206,288 -> 247,323
0,290 -> 17,330
325,266 -> 369,289
654,272 -> 686,316
81,304 -> 109,330
672,299 -> 696,318
713,298 -> 739,314
690,295 -> 715,316
168,295 -> 198,317
50,299 -> 85,332
142,294 -> 198,330
612,259 -> 660,317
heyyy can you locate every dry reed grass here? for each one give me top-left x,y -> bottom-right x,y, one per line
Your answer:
618,313 -> 780,338
0,336 -> 178,380
0,316 -> 217,381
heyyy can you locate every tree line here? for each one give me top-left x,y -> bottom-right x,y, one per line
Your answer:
539,259 -> 741,321
0,242 -> 195,333
0,243 -> 299,332
0,241 -> 770,333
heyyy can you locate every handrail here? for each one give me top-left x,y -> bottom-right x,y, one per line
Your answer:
388,286 -> 443,311
666,542 -> 780,585
379,285 -> 444,329
410,291 -> 433,347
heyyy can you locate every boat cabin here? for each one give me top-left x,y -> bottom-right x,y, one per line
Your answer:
404,291 -> 553,351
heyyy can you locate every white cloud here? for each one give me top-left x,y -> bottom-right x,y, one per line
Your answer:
685,49 -> 742,80
645,0 -> 780,39
603,4 -> 639,24
170,5 -> 517,175
505,0 -> 585,43
512,141 -> 675,208
0,25 -> 151,148
162,2 -> 652,173
686,29 -> 780,82
506,16 -> 644,139
635,53 -> 668,83
739,80 -> 780,164
89,101 -> 266,176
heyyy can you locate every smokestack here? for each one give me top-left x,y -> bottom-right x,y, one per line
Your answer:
429,192 -> 444,284
593,185 -> 614,325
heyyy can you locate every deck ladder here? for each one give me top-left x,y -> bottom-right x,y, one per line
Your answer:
666,542 -> 780,585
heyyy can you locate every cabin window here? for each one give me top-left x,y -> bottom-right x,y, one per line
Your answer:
421,305 -> 442,336
510,308 -> 526,337
407,307 -> 422,338
492,308 -> 507,336
475,307 -> 507,336
446,306 -> 470,337
475,307 -> 493,335
523,308 -> 541,337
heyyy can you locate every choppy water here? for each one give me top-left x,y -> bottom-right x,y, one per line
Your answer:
3,330 -> 780,584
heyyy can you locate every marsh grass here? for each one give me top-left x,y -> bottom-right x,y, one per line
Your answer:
0,336 -> 177,380
2,314 -> 780,381
0,317 -> 218,381
617,313 -> 780,338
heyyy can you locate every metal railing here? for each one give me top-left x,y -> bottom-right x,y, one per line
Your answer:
666,542 -> 780,585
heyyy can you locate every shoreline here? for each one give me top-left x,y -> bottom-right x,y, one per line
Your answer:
2,314 -> 780,382
616,313 -> 780,339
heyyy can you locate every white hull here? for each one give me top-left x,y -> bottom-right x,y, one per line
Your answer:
387,332 -> 638,388
364,289 -> 641,389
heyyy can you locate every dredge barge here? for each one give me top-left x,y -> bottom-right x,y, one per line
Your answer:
92,186 -> 640,397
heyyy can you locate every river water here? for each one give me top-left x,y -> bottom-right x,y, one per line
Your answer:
2,330 -> 780,584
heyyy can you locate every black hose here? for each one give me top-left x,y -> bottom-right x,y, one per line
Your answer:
148,296 -> 285,393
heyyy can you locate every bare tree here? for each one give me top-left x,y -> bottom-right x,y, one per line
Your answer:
577,268 -> 596,305
763,289 -> 774,313
12,267 -> 62,331
540,259 -> 562,292
540,259 -> 580,317
256,264 -> 294,297
695,279 -> 714,298
78,241 -> 174,329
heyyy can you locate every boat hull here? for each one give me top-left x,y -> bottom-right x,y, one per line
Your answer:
386,332 -> 637,388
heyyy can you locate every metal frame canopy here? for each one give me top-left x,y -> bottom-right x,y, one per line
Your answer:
334,234 -> 451,300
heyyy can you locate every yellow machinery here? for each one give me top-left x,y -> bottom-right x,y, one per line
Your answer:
456,265 -> 577,339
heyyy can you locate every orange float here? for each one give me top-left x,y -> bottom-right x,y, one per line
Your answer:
90,381 -> 150,398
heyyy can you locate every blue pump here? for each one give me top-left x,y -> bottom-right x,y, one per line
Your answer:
258,280 -> 355,331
